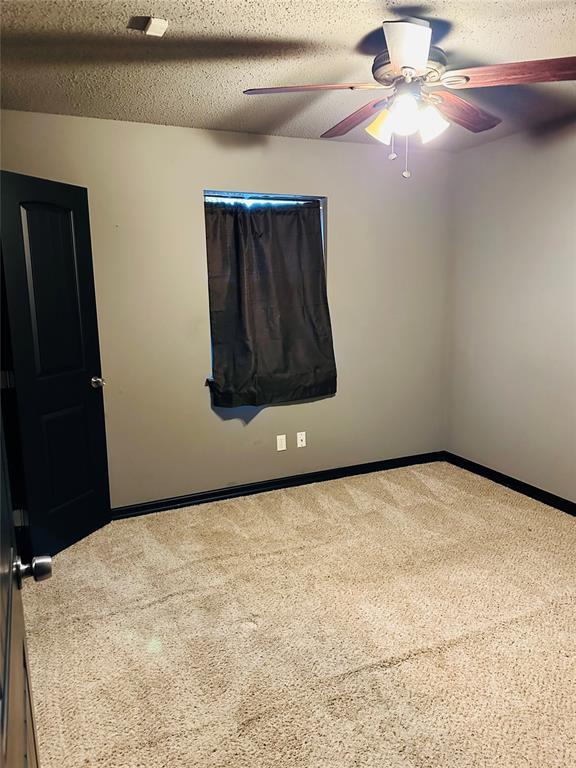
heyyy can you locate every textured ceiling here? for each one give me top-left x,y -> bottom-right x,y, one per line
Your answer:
2,1 -> 576,150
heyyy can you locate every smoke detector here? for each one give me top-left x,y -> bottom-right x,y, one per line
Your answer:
144,17 -> 168,37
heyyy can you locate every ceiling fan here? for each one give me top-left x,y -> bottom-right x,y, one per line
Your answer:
244,17 -> 576,173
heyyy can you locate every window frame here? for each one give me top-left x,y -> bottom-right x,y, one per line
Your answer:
203,189 -> 328,266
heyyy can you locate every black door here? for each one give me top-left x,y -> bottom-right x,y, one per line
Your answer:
1,172 -> 110,555
1,424 -> 41,768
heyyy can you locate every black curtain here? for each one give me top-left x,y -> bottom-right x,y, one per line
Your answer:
204,199 -> 337,407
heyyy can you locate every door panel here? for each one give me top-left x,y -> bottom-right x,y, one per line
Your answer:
21,202 -> 85,377
43,405 -> 92,509
1,171 -> 110,555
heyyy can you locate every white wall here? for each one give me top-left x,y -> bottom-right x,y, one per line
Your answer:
448,131 -> 576,502
1,110 -> 451,508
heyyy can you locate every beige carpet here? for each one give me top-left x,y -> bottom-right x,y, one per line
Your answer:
23,462 -> 576,767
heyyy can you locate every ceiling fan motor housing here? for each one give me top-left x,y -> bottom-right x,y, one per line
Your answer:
372,46 -> 448,85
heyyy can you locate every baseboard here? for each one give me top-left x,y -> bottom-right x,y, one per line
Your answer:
111,449 -> 575,520
111,450 -> 447,519
444,452 -> 575,516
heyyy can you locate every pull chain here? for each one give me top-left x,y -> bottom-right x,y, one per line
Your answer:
388,133 -> 397,161
402,135 -> 411,179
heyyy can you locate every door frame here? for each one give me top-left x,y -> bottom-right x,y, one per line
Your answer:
1,411 -> 41,768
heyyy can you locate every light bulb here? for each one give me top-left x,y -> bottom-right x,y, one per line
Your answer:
365,109 -> 393,145
419,105 -> 450,143
389,93 -> 420,136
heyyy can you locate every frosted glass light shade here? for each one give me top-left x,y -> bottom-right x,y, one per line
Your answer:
365,109 -> 393,145
389,93 -> 419,136
419,105 -> 450,143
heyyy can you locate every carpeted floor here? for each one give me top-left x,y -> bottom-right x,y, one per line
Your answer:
23,462 -> 576,768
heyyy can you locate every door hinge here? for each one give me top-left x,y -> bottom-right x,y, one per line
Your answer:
1,370 -> 15,390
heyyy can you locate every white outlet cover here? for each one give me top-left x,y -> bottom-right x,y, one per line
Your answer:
276,434 -> 287,451
297,431 -> 306,447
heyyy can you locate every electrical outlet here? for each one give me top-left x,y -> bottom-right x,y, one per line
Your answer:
276,434 -> 287,452
297,431 -> 306,448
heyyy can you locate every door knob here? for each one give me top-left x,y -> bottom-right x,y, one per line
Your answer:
91,376 -> 106,388
13,555 -> 53,587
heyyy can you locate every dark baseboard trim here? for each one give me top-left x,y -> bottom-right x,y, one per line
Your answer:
111,449 -> 574,520
444,452 -> 575,516
111,451 -> 447,519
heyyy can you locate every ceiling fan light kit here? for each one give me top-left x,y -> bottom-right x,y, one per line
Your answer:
362,95 -> 450,177
244,16 -> 576,179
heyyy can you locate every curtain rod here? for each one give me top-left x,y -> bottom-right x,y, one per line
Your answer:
204,191 -> 324,201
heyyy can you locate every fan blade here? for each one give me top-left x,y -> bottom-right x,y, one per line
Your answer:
382,20 -> 432,75
244,83 -> 390,95
443,56 -> 576,89
433,91 -> 502,132
321,97 -> 391,138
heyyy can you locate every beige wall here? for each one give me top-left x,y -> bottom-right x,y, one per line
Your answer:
1,110 -> 451,508
448,132 -> 576,502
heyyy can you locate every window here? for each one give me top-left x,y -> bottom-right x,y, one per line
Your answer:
205,190 -> 327,262
204,190 -> 336,407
